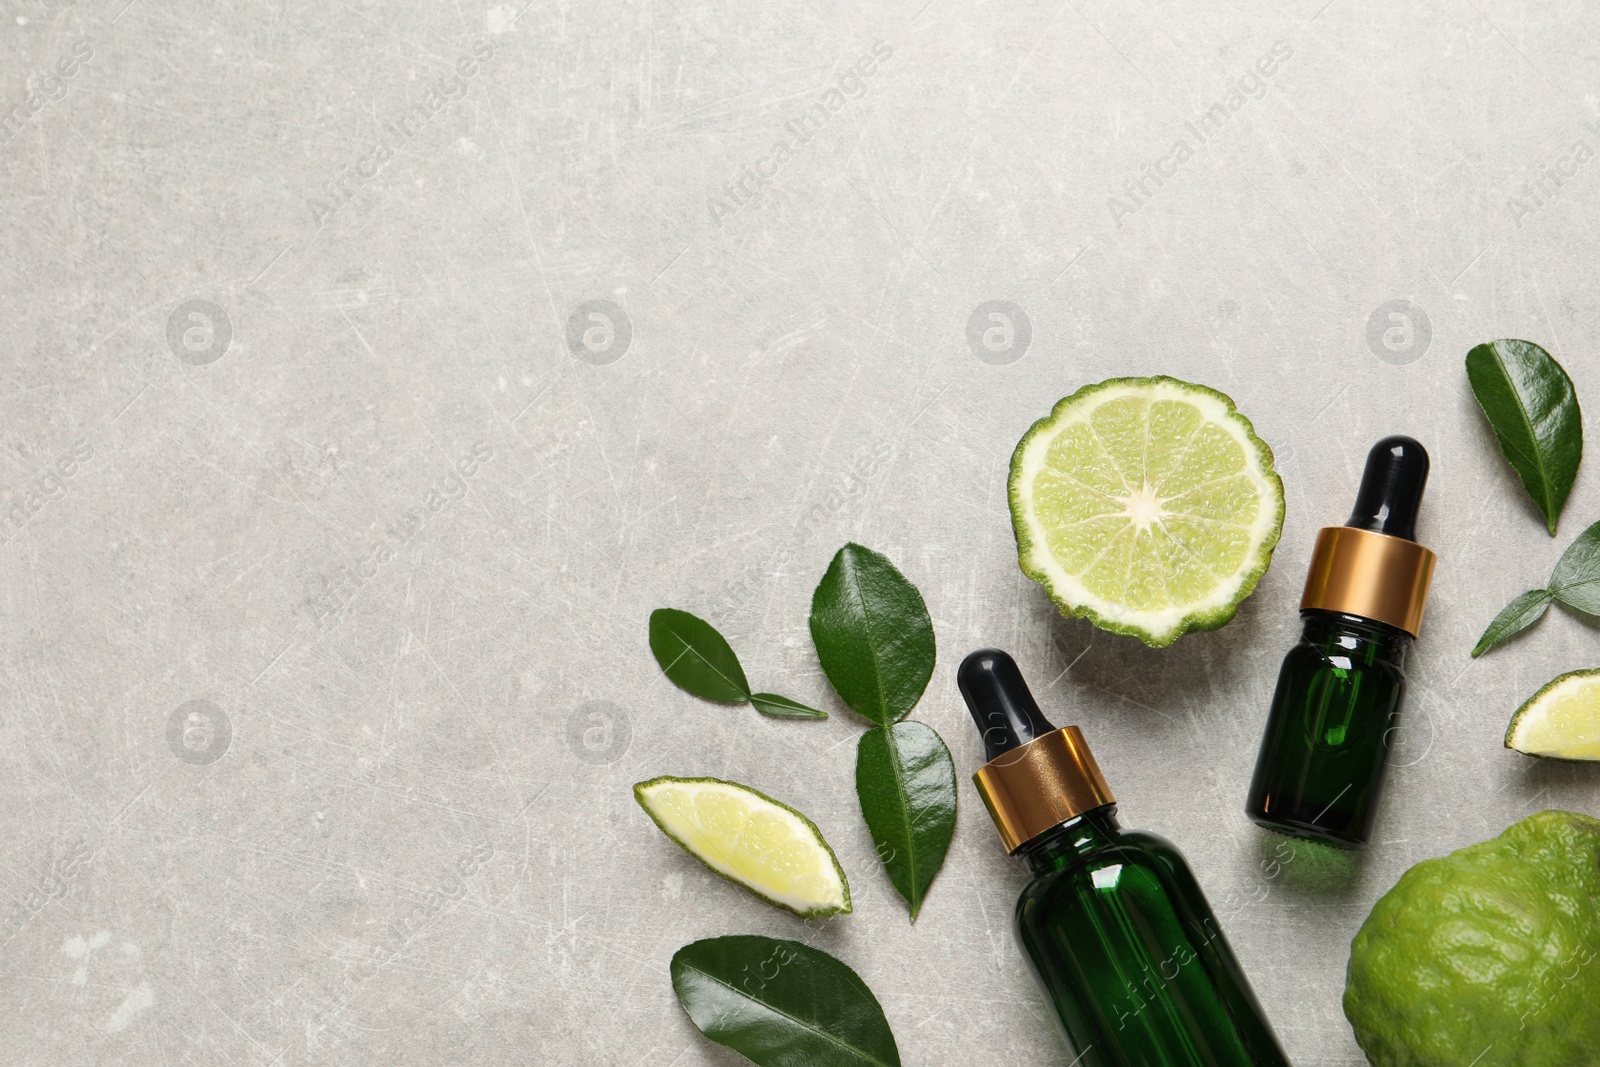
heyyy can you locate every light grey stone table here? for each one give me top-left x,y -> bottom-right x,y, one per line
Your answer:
3,1 -> 1598,1063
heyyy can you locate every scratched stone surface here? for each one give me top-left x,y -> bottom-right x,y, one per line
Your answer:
2,0 -> 1598,1063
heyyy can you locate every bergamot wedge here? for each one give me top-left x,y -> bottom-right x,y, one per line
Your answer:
634,776 -> 850,919
1507,669 -> 1600,761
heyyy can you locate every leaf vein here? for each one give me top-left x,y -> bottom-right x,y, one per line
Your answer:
682,965 -> 896,1067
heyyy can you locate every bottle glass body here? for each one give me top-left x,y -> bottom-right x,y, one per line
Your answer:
1245,609 -> 1411,848
1012,806 -> 1290,1067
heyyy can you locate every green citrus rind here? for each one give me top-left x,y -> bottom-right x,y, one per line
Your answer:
1506,668 -> 1600,762
1343,809 -> 1600,1065
1008,376 -> 1285,648
634,775 -> 852,919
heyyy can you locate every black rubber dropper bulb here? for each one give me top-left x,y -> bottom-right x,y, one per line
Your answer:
958,648 -> 1057,761
1345,435 -> 1429,541
960,648 -> 1295,1065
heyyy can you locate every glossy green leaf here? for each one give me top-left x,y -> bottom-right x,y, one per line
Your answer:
749,692 -> 828,719
809,544 -> 936,726
1466,339 -> 1583,535
856,722 -> 957,921
1472,589 -> 1554,657
649,608 -> 751,703
671,935 -> 902,1067
1549,519 -> 1600,615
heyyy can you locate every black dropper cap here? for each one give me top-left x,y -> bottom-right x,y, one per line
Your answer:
958,648 -> 1057,761
1345,435 -> 1430,542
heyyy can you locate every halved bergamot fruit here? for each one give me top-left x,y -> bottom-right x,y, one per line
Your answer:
634,775 -> 851,918
1506,669 -> 1600,761
1010,376 -> 1284,648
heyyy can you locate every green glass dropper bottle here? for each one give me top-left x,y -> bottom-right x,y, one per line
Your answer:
960,649 -> 1290,1067
1245,436 -> 1437,848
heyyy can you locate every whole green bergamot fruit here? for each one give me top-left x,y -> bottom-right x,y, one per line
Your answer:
1344,810 -> 1600,1066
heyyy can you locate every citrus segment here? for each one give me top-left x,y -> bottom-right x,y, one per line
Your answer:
1506,669 -> 1600,761
1010,377 -> 1284,647
634,776 -> 851,918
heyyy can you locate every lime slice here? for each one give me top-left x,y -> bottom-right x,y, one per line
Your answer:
1010,376 -> 1285,648
1506,669 -> 1600,761
634,776 -> 851,918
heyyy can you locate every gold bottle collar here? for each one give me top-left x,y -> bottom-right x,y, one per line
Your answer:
972,726 -> 1115,854
1300,526 -> 1436,637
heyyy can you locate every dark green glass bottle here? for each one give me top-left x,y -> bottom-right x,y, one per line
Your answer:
1245,437 -> 1437,849
1244,611 -> 1410,846
961,649 -> 1290,1067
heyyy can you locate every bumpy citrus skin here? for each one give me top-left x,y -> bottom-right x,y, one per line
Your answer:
1344,810 -> 1600,1066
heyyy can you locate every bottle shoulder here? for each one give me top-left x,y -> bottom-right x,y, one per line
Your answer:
1014,827 -> 1222,956
1016,826 -> 1195,903
1292,611 -> 1412,668
1282,633 -> 1408,678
